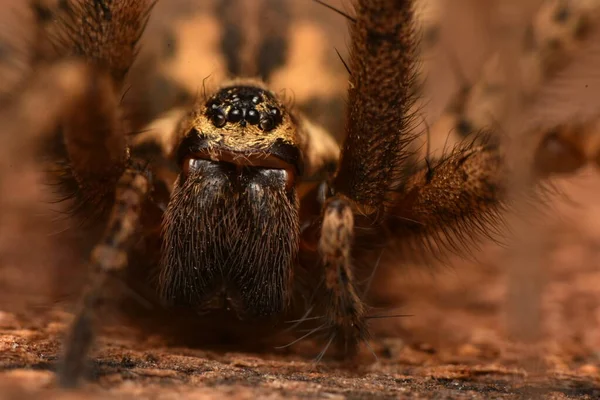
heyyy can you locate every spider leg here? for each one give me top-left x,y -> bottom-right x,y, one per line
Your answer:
386,141 -> 509,262
28,0 -> 155,216
59,165 -> 150,387
318,195 -> 368,355
57,67 -> 130,218
6,0 -> 157,387
312,0 -> 417,355
319,0 -> 522,353
0,54 -> 150,391
333,0 -> 418,214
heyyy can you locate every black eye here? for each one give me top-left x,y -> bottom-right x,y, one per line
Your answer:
211,110 -> 227,128
251,95 -> 261,105
228,108 -> 243,123
247,109 -> 260,124
269,107 -> 281,120
259,117 -> 275,131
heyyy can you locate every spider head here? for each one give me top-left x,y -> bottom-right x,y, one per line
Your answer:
175,82 -> 304,186
159,82 -> 302,321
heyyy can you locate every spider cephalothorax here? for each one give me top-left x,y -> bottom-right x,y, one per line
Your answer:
0,0 -> 519,388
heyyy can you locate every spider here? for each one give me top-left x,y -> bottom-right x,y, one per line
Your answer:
0,0 -> 509,388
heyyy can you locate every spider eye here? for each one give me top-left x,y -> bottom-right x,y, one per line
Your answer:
269,107 -> 281,119
246,109 -> 260,125
259,117 -> 275,131
207,99 -> 219,110
205,86 -> 285,131
228,108 -> 243,123
211,110 -> 227,128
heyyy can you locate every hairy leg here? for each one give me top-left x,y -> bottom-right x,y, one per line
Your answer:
311,0 -> 417,354
54,66 -> 130,218
59,165 -> 150,387
315,0 -> 519,355
1,63 -> 151,381
7,0 -> 156,386
387,142 -> 508,261
318,196 -> 367,356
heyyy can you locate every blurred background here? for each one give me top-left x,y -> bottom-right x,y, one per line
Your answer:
1,0 -> 600,388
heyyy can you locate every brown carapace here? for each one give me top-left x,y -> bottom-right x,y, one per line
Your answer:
0,0 -> 515,387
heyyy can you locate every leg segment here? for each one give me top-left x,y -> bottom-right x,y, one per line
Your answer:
318,195 -> 368,355
57,66 -> 130,219
387,143 -> 508,261
59,165 -> 150,387
0,0 -> 157,387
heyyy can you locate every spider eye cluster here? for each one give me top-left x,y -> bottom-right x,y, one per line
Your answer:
205,86 -> 283,132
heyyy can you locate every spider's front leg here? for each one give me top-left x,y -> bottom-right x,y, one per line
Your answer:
319,0 -> 519,354
314,0 -> 419,353
12,0 -> 156,386
2,58 -> 152,386
59,165 -> 151,387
